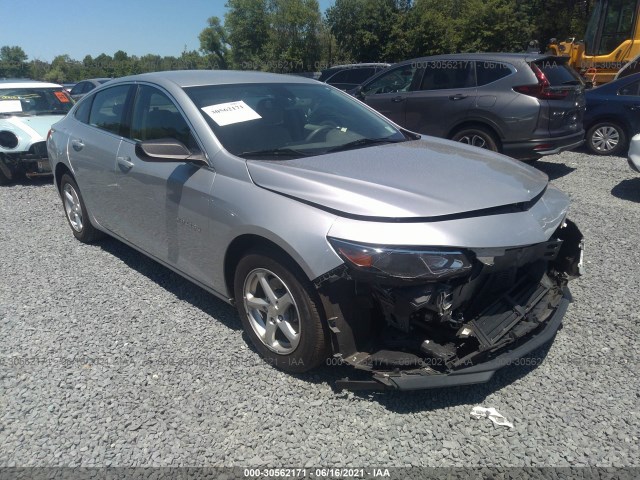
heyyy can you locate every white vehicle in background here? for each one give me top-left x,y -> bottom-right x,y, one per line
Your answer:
0,79 -> 73,185
628,133 -> 640,173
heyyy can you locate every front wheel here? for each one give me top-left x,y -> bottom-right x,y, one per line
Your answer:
451,127 -> 499,152
233,250 -> 329,373
60,174 -> 104,243
586,122 -> 627,156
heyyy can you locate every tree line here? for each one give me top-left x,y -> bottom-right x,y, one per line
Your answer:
1,0 -> 593,82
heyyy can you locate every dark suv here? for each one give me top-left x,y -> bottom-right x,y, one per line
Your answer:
319,63 -> 390,91
354,53 -> 585,160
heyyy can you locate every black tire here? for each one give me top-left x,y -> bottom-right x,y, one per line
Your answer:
59,174 -> 104,243
586,122 -> 627,156
0,162 -> 12,185
233,249 -> 329,373
451,126 -> 499,152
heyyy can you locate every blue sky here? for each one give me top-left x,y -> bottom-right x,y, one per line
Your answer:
0,0 -> 335,62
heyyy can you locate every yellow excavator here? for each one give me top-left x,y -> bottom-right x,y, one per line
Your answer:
548,0 -> 640,85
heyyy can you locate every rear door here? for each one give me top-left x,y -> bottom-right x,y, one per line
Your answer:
403,60 -> 476,137
360,64 -> 419,126
535,58 -> 585,137
65,84 -> 134,228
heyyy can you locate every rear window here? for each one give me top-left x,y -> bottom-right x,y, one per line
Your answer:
535,59 -> 583,86
476,62 -> 513,86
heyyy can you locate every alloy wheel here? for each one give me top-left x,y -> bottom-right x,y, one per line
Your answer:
458,134 -> 488,149
591,126 -> 620,152
243,268 -> 301,354
63,183 -> 83,232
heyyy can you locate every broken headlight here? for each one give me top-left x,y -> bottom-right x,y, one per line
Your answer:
328,238 -> 473,281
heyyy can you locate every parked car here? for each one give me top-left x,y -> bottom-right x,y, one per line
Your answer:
583,72 -> 640,156
62,83 -> 76,93
353,53 -> 586,161
627,133 -> 640,172
0,79 -> 73,184
318,63 -> 389,90
69,78 -> 111,100
47,70 -> 583,391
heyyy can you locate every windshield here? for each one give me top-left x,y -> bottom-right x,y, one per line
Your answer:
184,83 -> 407,159
0,88 -> 73,116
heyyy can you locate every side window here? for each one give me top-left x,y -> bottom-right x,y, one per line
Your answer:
82,82 -> 95,94
362,65 -> 417,95
348,67 -> 375,84
89,85 -> 130,135
326,69 -> 351,84
476,62 -> 513,86
74,96 -> 93,123
619,80 -> 640,96
130,85 -> 198,150
69,82 -> 84,95
419,61 -> 474,90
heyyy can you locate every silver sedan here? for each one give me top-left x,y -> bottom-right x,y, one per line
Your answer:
47,70 -> 583,391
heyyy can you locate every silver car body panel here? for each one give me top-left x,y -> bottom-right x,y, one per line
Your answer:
247,137 -> 548,218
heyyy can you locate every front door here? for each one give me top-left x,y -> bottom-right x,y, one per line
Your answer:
110,84 -> 216,285
360,64 -> 419,126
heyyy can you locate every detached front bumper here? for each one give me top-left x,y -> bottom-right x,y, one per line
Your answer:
348,290 -> 569,391
320,220 -> 583,392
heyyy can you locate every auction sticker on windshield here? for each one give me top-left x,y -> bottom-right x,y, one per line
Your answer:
202,100 -> 262,126
0,100 -> 22,113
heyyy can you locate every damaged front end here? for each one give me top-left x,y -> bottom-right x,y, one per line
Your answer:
0,141 -> 51,182
315,219 -> 584,391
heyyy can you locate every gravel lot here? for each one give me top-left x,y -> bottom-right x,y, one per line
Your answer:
1,149 -> 639,471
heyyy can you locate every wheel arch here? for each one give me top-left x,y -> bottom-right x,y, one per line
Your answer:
223,233 -> 315,301
54,162 -> 73,194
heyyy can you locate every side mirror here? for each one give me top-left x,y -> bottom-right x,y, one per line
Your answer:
136,138 -> 207,165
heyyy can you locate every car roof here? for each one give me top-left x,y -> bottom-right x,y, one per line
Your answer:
323,63 -> 391,70
113,70 -> 320,88
397,52 -> 554,64
0,79 -> 63,88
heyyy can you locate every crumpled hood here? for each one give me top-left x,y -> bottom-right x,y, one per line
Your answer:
1,115 -> 65,151
246,137 -> 549,219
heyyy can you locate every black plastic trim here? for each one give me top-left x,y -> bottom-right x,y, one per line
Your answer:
370,290 -> 569,391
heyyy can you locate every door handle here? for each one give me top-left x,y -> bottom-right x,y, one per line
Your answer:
71,139 -> 84,151
391,96 -> 406,103
117,156 -> 134,169
627,104 -> 640,111
449,94 -> 468,101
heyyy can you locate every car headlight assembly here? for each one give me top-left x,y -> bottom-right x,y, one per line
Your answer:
328,237 -> 473,281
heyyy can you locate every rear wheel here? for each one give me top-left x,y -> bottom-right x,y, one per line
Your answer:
60,174 -> 104,243
586,122 -> 627,156
451,126 -> 499,152
233,249 -> 328,373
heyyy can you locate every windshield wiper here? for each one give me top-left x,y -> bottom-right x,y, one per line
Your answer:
325,137 -> 404,153
237,147 -> 309,159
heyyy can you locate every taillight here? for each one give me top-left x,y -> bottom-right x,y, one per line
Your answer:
514,63 -> 569,100
47,128 -> 54,141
